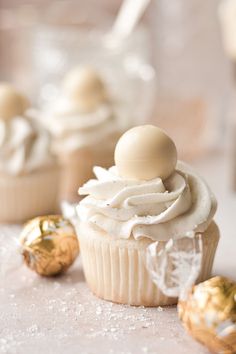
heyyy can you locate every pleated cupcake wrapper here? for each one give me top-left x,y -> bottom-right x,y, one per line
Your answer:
0,166 -> 60,223
59,149 -> 98,202
78,222 -> 220,306
58,134 -> 120,202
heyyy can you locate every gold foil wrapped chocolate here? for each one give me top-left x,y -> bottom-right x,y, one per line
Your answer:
20,215 -> 79,276
178,276 -> 236,354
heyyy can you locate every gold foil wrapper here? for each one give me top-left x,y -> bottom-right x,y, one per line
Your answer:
178,276 -> 236,354
20,215 -> 79,276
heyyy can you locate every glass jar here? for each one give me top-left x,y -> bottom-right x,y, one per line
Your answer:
30,0 -> 156,127
148,0 -> 230,160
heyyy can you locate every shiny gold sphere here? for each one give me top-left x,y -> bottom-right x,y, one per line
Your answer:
115,125 -> 177,180
178,276 -> 236,354
19,215 -> 79,276
63,66 -> 107,113
0,83 -> 29,120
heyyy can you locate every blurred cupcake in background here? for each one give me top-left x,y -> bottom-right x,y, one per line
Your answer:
0,83 -> 60,223
218,0 -> 236,189
42,66 -> 123,202
219,0 -> 236,65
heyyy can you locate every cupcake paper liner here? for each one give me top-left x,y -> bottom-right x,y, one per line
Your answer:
77,221 -> 220,306
59,134 -> 119,202
0,165 -> 60,223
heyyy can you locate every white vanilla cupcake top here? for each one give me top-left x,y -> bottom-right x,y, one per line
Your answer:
0,84 -> 55,176
77,125 -> 217,242
219,0 -> 236,59
44,67 -> 119,153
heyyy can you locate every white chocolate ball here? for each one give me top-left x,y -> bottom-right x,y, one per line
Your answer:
63,66 -> 108,113
114,125 -> 177,180
0,84 -> 29,121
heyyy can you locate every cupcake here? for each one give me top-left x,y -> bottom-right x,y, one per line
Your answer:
0,83 -> 60,223
218,0 -> 236,190
218,0 -> 236,66
76,125 -> 220,306
42,66 -> 123,202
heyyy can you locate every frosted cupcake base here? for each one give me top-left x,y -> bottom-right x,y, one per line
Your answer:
0,165 -> 60,223
77,221 -> 220,306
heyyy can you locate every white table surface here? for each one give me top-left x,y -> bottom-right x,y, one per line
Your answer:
0,151 -> 235,354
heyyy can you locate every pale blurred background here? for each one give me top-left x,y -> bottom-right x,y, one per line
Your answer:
0,0 -> 234,161
1,1 -> 236,272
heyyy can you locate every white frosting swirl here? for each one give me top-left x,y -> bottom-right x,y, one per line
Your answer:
77,162 -> 217,241
0,112 -> 55,176
43,99 -> 119,153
